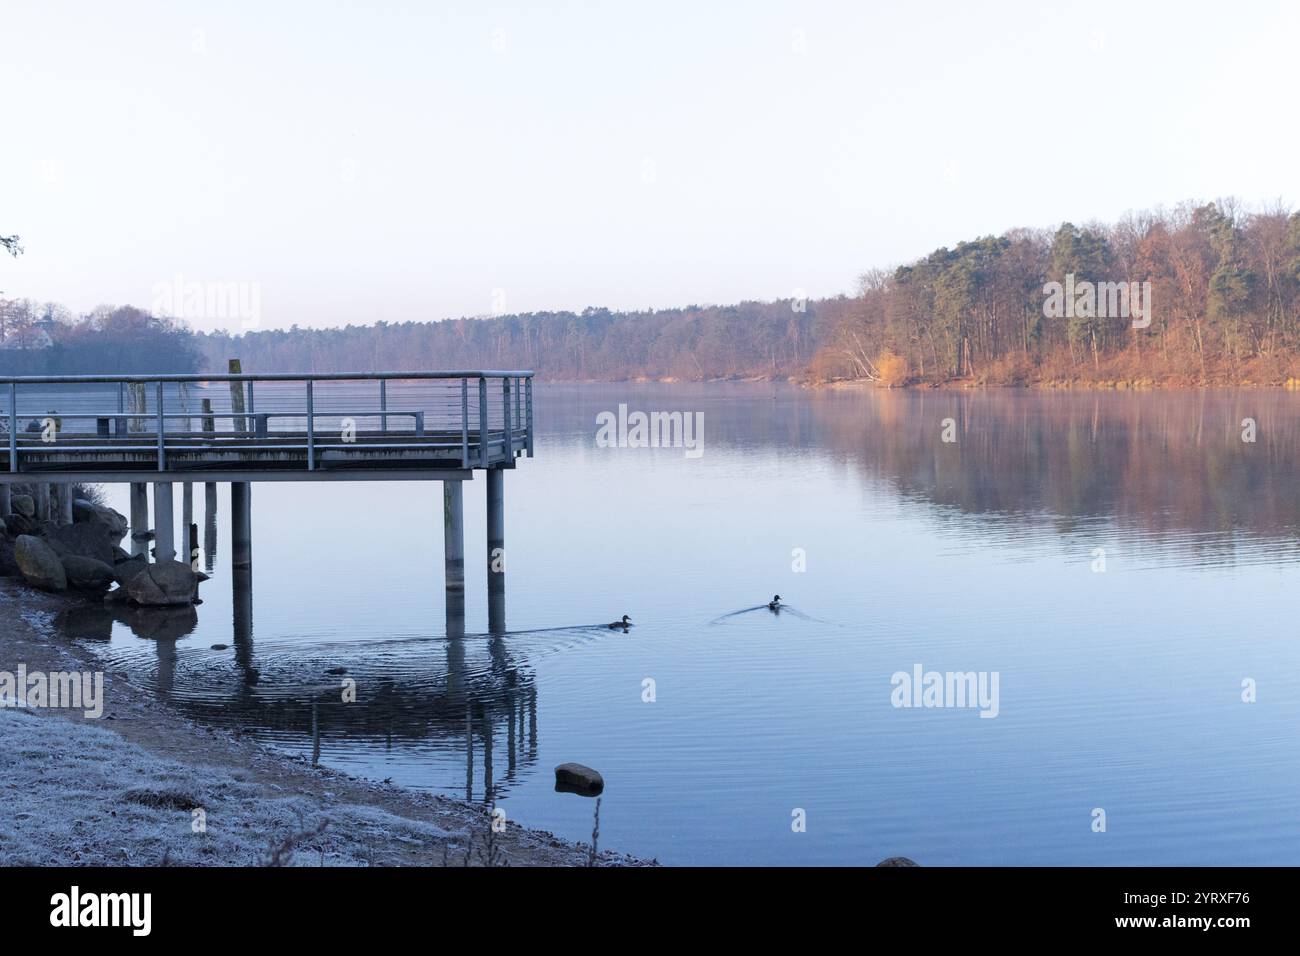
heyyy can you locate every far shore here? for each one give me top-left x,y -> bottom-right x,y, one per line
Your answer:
0,580 -> 652,868
532,375 -> 1300,390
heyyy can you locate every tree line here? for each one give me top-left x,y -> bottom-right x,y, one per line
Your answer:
813,200 -> 1300,386
6,198 -> 1300,385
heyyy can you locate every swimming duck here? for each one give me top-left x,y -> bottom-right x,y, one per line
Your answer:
768,595 -> 781,610
608,615 -> 632,629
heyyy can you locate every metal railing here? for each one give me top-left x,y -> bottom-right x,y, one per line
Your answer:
0,371 -> 534,476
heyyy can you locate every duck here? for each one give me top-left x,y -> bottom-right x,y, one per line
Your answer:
608,614 -> 632,629
768,594 -> 781,610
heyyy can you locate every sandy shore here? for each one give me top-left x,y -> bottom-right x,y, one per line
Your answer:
0,580 -> 651,867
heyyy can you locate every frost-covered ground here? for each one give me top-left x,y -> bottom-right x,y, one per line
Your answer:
0,581 -> 649,867
0,707 -> 460,866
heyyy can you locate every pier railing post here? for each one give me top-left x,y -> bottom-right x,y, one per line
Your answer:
478,377 -> 489,467
525,376 -> 534,457
502,378 -> 513,459
8,382 -> 18,473
460,378 -> 469,468
156,380 -> 166,470
306,380 -> 315,470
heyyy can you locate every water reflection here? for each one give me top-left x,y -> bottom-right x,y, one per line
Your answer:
57,599 -> 544,803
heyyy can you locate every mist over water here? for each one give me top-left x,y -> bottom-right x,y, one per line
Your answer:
57,383 -> 1300,865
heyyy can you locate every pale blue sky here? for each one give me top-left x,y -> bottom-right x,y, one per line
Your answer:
2,0 -> 1296,331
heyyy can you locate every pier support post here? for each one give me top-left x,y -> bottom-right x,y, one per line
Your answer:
231,482 -> 252,570
130,483 -> 149,556
181,482 -> 194,565
443,481 -> 466,636
203,482 -> 218,572
153,482 -> 175,562
58,484 -> 74,525
486,468 -> 505,633
0,484 -> 9,518
35,483 -> 50,523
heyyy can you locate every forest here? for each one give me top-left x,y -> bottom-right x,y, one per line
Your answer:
4,200 -> 1300,385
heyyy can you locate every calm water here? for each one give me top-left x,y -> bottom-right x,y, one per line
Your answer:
56,384 -> 1300,865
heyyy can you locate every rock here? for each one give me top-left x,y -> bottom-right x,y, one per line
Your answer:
5,513 -> 39,536
123,559 -> 199,606
112,554 -> 149,587
10,494 -> 35,518
72,499 -> 129,543
876,857 -> 920,867
14,535 -> 67,591
42,521 -> 118,565
60,554 -> 117,592
554,763 -> 604,796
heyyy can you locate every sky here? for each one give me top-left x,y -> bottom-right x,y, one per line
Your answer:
1,0 -> 1297,332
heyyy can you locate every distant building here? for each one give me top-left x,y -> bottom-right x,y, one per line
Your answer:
0,319 -> 55,350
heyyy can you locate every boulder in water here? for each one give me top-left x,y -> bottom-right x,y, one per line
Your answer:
123,559 -> 200,606
554,763 -> 604,796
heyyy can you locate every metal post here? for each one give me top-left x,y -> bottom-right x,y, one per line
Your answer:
130,483 -> 149,557
8,383 -> 17,473
486,468 -> 505,633
525,376 -> 534,457
306,380 -> 315,470
182,483 -> 194,564
231,481 -> 252,570
460,378 -> 469,468
503,378 -> 513,459
478,377 -> 489,467
58,483 -> 74,525
153,482 -> 175,562
156,380 -> 166,471
228,359 -> 246,435
380,379 -> 387,434
514,376 -> 522,440
204,481 -> 218,572
443,481 -> 464,597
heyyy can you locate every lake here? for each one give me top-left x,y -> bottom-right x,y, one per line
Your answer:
58,383 -> 1300,865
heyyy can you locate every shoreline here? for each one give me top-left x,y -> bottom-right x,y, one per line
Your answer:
0,580 -> 654,867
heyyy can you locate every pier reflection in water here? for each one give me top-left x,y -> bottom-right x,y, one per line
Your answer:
61,591 -> 544,804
